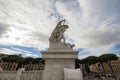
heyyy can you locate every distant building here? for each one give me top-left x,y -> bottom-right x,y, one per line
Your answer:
0,53 -> 44,71
103,57 -> 120,78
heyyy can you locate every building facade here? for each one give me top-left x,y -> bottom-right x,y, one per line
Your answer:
103,57 -> 120,78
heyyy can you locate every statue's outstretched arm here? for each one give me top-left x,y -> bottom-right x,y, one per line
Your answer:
53,19 -> 65,33
57,19 -> 65,26
59,19 -> 65,23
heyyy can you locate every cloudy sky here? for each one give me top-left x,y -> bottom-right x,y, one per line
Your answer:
0,0 -> 120,58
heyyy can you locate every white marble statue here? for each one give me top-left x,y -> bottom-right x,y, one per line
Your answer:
49,20 -> 75,50
49,20 -> 68,43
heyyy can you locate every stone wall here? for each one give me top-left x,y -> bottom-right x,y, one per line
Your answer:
0,70 -> 43,80
0,71 -> 17,80
20,71 -> 43,80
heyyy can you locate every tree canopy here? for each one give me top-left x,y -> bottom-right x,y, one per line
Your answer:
1,55 -> 44,65
99,53 -> 118,63
79,56 -> 99,65
85,56 -> 99,64
1,55 -> 23,63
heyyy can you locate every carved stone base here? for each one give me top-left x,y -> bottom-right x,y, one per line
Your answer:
49,42 -> 74,50
41,50 -> 78,80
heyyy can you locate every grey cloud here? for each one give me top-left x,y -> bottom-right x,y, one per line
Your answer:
22,31 -> 49,48
29,31 -> 49,43
0,1 -> 9,18
0,23 -> 9,37
82,25 -> 120,47
79,0 -> 120,18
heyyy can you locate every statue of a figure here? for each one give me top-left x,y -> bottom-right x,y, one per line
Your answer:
49,20 -> 68,43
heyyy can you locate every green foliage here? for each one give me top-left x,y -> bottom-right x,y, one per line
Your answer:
1,54 -> 45,70
75,59 -> 80,69
2,55 -> 23,63
78,54 -> 118,64
99,53 -> 118,63
1,54 -> 44,65
85,56 -> 99,64
23,57 -> 34,64
40,59 -> 45,65
80,56 -> 99,65
32,58 -> 42,64
79,59 -> 87,64
75,56 -> 99,68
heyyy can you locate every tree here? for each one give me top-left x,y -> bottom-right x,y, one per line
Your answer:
78,57 -> 94,76
32,58 -> 42,64
84,56 -> 99,75
79,58 -> 87,64
40,59 -> 45,65
22,57 -> 34,65
1,55 -> 23,63
85,56 -> 99,65
99,53 -> 118,79
75,59 -> 80,69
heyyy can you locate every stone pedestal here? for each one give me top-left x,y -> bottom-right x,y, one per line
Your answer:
41,20 -> 79,80
42,50 -> 78,80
